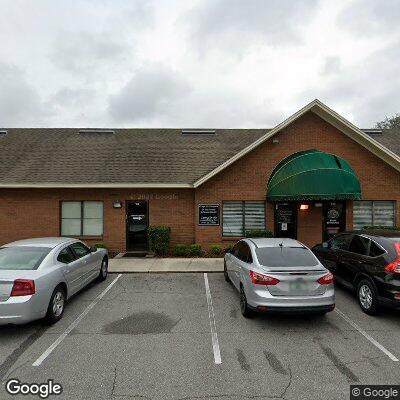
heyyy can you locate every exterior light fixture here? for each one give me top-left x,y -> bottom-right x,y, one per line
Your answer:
113,201 -> 122,209
272,138 -> 279,143
299,204 -> 309,210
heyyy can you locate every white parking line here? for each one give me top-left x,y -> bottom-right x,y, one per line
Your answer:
335,308 -> 399,362
203,273 -> 222,365
32,274 -> 122,367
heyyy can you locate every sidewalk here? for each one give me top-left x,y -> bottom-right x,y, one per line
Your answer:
109,257 -> 224,273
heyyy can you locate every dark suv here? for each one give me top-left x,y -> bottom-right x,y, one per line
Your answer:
312,232 -> 400,315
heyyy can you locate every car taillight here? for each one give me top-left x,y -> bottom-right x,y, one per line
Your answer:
385,243 -> 400,274
249,270 -> 280,285
10,279 -> 35,296
317,272 -> 334,285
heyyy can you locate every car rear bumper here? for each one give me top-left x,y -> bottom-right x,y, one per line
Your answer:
0,295 -> 45,325
378,296 -> 400,310
245,283 -> 335,313
250,304 -> 335,314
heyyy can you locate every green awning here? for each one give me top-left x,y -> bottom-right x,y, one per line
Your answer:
267,149 -> 361,201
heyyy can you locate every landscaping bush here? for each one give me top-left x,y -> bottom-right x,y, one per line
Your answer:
94,243 -> 108,249
147,226 -> 171,256
210,244 -> 222,256
174,244 -> 189,257
245,229 -> 274,238
188,244 -> 202,257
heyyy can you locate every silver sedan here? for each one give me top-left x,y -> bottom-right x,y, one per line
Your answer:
224,238 -> 335,317
0,237 -> 108,325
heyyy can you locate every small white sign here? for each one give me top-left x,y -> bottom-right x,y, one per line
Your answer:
281,222 -> 288,231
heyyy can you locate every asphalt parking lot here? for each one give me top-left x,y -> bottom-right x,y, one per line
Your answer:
1,273 -> 400,400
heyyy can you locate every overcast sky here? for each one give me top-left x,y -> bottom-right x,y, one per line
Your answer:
0,0 -> 399,128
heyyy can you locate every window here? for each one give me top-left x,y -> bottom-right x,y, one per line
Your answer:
0,246 -> 51,270
236,242 -> 252,263
349,235 -> 370,255
57,247 -> 76,264
61,201 -> 103,236
329,234 -> 352,251
255,247 -> 319,268
70,242 -> 91,259
223,201 -> 265,236
353,201 -> 395,230
369,241 -> 385,257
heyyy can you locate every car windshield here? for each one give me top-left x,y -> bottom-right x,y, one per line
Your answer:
0,246 -> 51,270
255,246 -> 319,268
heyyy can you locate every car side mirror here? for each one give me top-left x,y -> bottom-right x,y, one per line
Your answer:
224,248 -> 232,254
322,242 -> 329,248
90,246 -> 97,253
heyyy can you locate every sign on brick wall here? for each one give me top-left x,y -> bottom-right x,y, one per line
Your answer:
198,204 -> 220,226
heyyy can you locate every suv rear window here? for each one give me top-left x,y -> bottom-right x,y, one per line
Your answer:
255,247 -> 319,268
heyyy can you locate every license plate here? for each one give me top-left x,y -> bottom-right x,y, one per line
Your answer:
289,279 -> 309,292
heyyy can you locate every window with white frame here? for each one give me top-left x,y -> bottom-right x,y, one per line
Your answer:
223,201 -> 265,236
61,201 -> 103,236
353,201 -> 395,230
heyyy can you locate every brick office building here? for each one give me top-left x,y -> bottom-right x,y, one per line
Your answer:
0,100 -> 399,252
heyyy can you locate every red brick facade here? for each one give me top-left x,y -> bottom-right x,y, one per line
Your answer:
0,112 -> 399,252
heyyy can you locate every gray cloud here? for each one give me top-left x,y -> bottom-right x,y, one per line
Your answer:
337,0 -> 400,36
0,64 -> 49,126
108,64 -> 191,123
186,0 -> 318,52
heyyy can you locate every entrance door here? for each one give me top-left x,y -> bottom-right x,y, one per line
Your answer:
126,201 -> 149,251
274,202 -> 297,239
322,201 -> 346,242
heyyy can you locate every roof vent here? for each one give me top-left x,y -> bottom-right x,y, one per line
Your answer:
79,129 -> 115,135
181,129 -> 216,135
362,129 -> 382,135
0,129 -> 7,137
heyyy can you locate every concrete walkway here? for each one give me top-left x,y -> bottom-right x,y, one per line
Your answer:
109,257 -> 224,273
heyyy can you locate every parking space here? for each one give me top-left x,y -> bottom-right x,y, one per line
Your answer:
1,273 -> 400,400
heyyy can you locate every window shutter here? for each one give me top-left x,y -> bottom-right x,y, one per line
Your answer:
244,202 -> 265,231
373,201 -> 395,227
223,202 -> 243,236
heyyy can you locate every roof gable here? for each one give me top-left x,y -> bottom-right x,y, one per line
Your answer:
193,99 -> 400,187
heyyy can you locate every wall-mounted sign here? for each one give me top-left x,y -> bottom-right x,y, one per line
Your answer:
198,204 -> 220,226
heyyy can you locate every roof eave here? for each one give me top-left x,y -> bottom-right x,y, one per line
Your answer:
0,183 -> 194,189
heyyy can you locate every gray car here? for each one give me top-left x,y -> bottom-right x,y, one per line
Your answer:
224,238 -> 335,317
0,237 -> 108,325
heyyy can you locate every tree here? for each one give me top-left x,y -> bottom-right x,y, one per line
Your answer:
376,114 -> 400,130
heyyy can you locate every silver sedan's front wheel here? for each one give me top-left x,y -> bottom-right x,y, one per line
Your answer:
97,258 -> 108,282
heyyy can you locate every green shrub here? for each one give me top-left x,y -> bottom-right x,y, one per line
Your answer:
210,244 -> 222,256
245,229 -> 274,238
147,226 -> 171,256
94,243 -> 108,249
188,244 -> 202,257
174,244 -> 189,257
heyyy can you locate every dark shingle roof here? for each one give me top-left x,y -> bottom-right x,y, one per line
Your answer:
0,128 -> 267,185
363,129 -> 400,157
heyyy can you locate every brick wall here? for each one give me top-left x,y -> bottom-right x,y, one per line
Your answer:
0,111 -> 399,252
194,111 -> 400,248
0,188 -> 195,252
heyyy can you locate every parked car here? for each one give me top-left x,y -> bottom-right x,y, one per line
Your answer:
224,238 -> 335,317
0,237 -> 108,325
312,232 -> 400,315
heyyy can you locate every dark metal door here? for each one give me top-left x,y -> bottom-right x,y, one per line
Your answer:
274,202 -> 297,239
126,201 -> 149,251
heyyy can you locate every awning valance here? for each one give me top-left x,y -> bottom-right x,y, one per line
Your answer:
267,149 -> 361,201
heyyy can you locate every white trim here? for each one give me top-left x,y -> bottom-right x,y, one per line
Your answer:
193,99 -> 400,187
0,183 -> 193,189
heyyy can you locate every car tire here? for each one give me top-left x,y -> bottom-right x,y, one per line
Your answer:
357,279 -> 380,315
45,285 -> 66,325
240,285 -> 253,318
224,261 -> 230,283
97,257 -> 108,282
